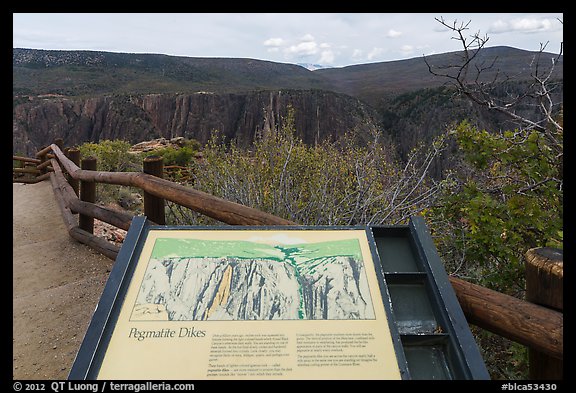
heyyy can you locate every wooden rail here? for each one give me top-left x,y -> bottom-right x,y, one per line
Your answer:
449,276 -> 562,360
48,143 -> 295,226
49,158 -> 134,231
13,155 -> 51,183
48,161 -> 121,260
13,140 -> 563,377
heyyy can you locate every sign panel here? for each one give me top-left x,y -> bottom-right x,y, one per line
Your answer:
70,216 -> 489,380
77,222 -> 402,380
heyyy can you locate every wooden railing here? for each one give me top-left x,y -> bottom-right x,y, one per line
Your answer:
13,141 -> 563,379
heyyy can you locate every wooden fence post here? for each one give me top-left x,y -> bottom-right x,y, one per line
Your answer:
79,156 -> 97,233
143,155 -> 166,225
525,247 -> 563,380
54,138 -> 64,150
38,146 -> 48,175
66,148 -> 81,197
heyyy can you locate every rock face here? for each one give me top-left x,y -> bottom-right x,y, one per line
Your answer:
133,254 -> 374,321
13,90 -> 383,156
135,258 -> 301,321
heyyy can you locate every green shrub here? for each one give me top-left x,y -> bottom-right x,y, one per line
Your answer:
78,139 -> 142,172
146,140 -> 200,167
78,139 -> 143,205
173,107 -> 440,227
427,121 -> 563,294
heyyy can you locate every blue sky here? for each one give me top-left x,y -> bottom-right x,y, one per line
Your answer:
13,13 -> 563,67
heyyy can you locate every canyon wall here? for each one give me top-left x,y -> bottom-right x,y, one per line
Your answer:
13,90 -> 383,155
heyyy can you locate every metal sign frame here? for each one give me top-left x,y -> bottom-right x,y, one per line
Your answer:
69,216 -> 489,380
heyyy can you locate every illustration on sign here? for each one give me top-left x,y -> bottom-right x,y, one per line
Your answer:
131,237 -> 375,322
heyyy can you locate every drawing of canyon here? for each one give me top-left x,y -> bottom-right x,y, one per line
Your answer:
130,234 -> 376,321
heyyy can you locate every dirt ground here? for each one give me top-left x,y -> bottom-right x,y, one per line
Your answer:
13,181 -> 115,380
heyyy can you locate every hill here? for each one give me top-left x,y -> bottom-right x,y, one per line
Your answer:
13,48 -> 332,97
13,46 -> 562,101
315,46 -> 563,106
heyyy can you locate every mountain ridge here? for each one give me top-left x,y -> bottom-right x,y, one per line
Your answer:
13,46 -> 563,162
14,46 -> 562,100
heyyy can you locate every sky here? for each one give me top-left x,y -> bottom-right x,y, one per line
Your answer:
13,13 -> 563,68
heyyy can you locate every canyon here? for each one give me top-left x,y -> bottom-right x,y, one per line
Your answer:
13,47 -> 563,157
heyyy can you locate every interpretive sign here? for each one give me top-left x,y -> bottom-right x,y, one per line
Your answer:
69,216 -> 489,380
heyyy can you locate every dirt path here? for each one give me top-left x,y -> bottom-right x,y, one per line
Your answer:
13,181 -> 114,380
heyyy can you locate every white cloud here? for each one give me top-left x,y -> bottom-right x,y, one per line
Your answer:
263,37 -> 285,47
400,45 -> 414,55
264,34 -> 334,62
286,40 -> 318,56
352,49 -> 363,60
489,17 -> 558,34
367,47 -> 384,60
386,29 -> 402,38
319,50 -> 335,64
300,33 -> 315,42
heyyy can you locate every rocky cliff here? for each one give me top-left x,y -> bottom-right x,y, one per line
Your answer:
134,255 -> 373,321
13,90 -> 383,155
131,237 -> 374,321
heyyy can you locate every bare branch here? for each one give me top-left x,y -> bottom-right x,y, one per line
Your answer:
426,16 -> 563,136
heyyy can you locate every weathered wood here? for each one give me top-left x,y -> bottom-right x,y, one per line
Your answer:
50,170 -> 120,260
54,138 -> 64,150
49,172 -> 78,231
13,178 -> 33,184
525,247 -> 563,310
13,167 -> 41,174
37,146 -> 50,175
13,173 -> 51,184
37,172 -> 52,181
449,276 -> 563,360
529,351 -> 562,380
525,247 -> 563,380
69,226 -> 120,260
143,155 -> 166,225
35,145 -> 53,158
37,160 -> 54,171
66,148 -> 81,197
50,144 -> 296,226
13,155 -> 41,164
79,157 -> 97,233
50,159 -> 134,231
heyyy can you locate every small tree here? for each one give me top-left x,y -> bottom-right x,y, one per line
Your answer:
424,17 -> 563,140
428,120 -> 563,295
145,139 -> 200,167
423,17 -> 563,294
78,139 -> 143,205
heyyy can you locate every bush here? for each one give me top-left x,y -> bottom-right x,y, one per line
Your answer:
78,139 -> 143,205
170,106 -> 443,227
146,139 -> 200,167
78,139 -> 142,172
427,121 -> 563,295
